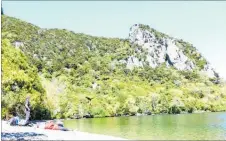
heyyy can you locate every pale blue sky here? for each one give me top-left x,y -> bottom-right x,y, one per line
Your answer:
2,1 -> 226,79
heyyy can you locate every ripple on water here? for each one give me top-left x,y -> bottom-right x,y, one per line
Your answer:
64,112 -> 226,140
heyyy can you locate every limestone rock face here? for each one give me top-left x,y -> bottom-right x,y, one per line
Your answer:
165,39 -> 195,71
128,24 -> 195,71
116,23 -> 219,78
201,64 -> 219,78
126,56 -> 143,70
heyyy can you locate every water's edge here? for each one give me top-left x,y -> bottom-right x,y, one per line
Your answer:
61,110 -> 215,121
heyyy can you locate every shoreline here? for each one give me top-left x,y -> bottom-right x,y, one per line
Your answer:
61,110 -> 216,121
22,111 -> 220,125
1,121 -> 126,140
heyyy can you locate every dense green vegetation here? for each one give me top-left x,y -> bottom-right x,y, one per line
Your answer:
1,38 -> 50,120
1,15 -> 226,120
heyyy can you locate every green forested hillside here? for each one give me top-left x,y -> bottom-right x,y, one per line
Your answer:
1,38 -> 50,120
1,15 -> 226,119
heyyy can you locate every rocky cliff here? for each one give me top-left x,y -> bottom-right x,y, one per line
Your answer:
124,24 -> 218,78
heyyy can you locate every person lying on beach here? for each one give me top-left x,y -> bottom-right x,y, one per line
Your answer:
37,120 -> 71,131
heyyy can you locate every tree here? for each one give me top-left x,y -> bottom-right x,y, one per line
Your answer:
1,4 -> 3,15
1,38 -> 50,120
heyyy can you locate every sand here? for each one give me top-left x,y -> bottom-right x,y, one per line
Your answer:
1,121 -> 126,140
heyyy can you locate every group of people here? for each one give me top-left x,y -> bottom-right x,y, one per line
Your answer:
8,95 -> 31,126
8,95 -> 70,131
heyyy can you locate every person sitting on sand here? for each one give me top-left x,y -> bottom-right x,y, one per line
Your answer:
8,113 -> 19,126
7,96 -> 32,126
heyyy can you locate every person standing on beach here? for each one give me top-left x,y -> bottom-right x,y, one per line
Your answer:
24,95 -> 31,125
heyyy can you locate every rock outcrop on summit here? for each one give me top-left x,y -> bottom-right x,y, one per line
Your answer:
125,24 -> 218,78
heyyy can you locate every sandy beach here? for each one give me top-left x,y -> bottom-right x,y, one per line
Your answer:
1,121 -> 126,140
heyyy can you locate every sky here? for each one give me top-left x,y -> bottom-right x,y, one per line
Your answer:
2,1 -> 226,79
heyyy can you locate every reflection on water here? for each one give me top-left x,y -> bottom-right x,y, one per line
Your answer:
64,112 -> 226,140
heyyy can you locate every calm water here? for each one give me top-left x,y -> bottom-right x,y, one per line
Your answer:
64,112 -> 226,140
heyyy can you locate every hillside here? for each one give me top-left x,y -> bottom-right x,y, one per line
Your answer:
1,38 -> 50,120
1,15 -> 226,119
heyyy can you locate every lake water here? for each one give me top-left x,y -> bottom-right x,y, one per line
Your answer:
64,112 -> 226,140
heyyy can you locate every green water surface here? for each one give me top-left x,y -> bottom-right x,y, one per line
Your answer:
64,112 -> 226,140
